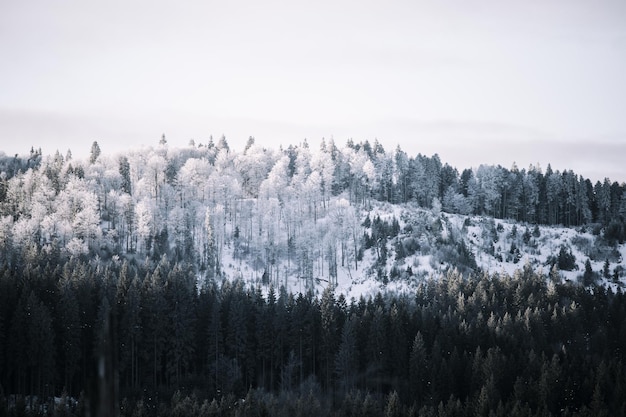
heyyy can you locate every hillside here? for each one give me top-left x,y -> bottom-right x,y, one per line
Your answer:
1,140 -> 624,297
1,140 -> 626,416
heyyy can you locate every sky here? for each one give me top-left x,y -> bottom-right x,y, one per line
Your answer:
1,0 -> 625,183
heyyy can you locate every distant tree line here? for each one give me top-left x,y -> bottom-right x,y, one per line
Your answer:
0,247 -> 624,416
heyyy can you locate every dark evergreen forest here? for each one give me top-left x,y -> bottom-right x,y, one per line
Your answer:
0,249 -> 625,416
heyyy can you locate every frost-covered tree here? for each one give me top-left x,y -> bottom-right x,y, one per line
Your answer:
259,155 -> 290,202
89,141 -> 101,164
135,197 -> 154,254
310,148 -> 335,211
119,156 -> 132,195
393,146 -> 410,203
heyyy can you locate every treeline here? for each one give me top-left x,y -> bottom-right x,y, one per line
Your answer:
0,247 -> 624,416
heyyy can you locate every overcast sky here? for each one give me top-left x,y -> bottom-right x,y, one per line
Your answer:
1,0 -> 625,182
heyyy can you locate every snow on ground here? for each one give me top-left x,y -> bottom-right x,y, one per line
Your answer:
212,202 -> 626,300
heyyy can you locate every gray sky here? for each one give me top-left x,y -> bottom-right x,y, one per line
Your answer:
1,0 -> 625,182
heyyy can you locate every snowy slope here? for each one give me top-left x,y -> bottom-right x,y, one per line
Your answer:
217,202 -> 626,300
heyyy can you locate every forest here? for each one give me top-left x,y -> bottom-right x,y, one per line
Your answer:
0,137 -> 625,415
0,250 -> 624,416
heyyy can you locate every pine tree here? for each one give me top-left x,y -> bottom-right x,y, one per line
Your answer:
26,291 -> 56,398
119,156 -> 132,195
8,292 -> 29,394
165,263 -> 196,387
409,332 -> 429,403
206,289 -> 223,395
320,286 -> 338,390
90,141 -> 101,164
583,259 -> 595,286
244,136 -> 255,154
142,265 -> 168,388
120,270 -> 142,390
384,391 -> 403,417
57,279 -> 81,394
335,315 -> 357,392
603,259 -> 611,280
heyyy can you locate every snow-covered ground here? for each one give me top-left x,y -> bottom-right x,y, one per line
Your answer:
216,202 -> 626,300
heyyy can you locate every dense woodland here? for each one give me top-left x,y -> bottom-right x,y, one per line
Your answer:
0,251 -> 625,416
0,138 -> 625,415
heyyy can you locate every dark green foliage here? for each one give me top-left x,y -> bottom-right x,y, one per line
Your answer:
605,220 -> 626,245
0,248 -> 626,416
457,240 -> 477,270
555,246 -> 577,271
509,242 -> 521,264
362,214 -> 371,228
582,259 -> 597,286
395,237 -> 420,260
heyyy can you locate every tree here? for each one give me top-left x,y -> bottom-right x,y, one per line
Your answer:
557,246 -> 576,271
26,291 -> 56,398
165,263 -> 196,387
366,306 -> 388,392
142,264 -> 169,388
388,304 -> 408,381
119,269 -> 142,390
8,291 -> 29,395
90,141 -> 101,164
583,259 -> 596,286
320,286 -> 338,390
135,198 -> 154,255
217,135 -> 230,153
92,294 -> 118,417
118,157 -> 131,195
205,287 -> 223,395
384,391 -> 403,417
603,259 -> 611,280
335,315 -> 357,392
394,146 -> 410,203
546,169 -> 563,225
409,332 -> 427,402
596,179 -> 612,224
225,286 -> 248,385
244,136 -> 255,154
57,278 -> 81,394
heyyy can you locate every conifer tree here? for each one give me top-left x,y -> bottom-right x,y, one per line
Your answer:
89,141 -> 101,164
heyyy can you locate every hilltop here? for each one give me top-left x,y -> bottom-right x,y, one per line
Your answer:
1,139 -> 625,298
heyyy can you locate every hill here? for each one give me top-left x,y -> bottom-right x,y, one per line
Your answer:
1,140 -> 626,415
1,140 -> 624,296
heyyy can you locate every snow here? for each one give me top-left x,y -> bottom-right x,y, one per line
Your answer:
212,201 -> 626,300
